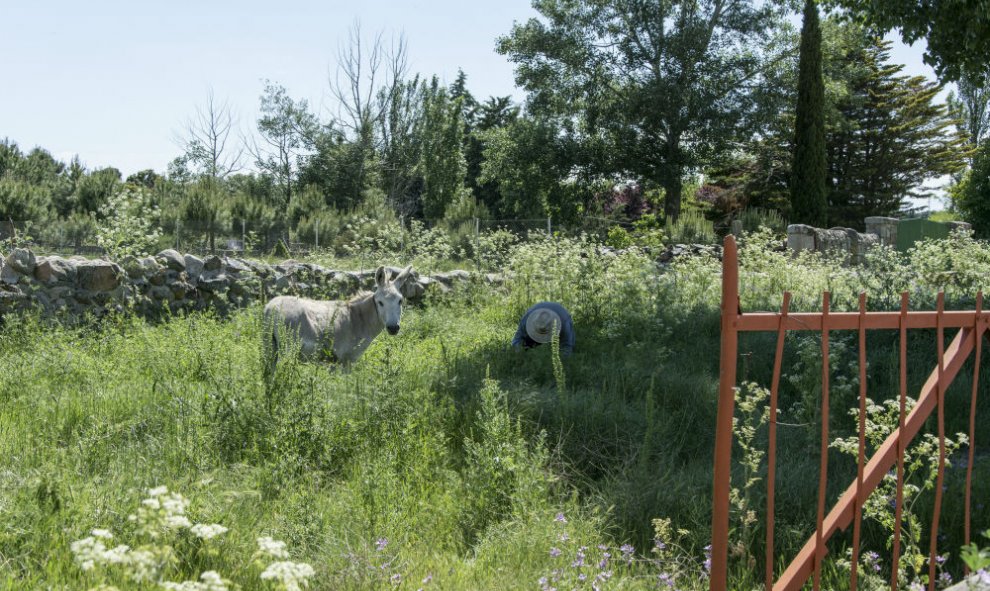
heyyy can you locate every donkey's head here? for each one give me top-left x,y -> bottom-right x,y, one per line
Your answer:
374,265 -> 415,335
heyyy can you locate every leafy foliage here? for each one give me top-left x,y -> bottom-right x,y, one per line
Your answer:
95,187 -> 163,258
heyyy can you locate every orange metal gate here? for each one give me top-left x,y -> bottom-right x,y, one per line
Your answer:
709,235 -> 987,591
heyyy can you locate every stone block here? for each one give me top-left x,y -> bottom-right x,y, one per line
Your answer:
35,256 -> 76,285
157,249 -> 185,271
76,260 -> 123,291
787,224 -> 816,253
6,248 -> 35,275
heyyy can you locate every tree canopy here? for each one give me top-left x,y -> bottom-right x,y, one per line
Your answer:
832,0 -> 990,82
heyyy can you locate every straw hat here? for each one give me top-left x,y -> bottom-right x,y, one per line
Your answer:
525,308 -> 562,344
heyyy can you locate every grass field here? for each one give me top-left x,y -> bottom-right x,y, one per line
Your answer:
2,231 -> 989,590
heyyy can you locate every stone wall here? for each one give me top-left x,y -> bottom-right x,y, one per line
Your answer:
786,224 -> 879,262
787,217 -> 972,262
0,248 -> 485,319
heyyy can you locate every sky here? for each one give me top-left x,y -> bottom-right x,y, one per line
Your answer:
1,0 -> 946,185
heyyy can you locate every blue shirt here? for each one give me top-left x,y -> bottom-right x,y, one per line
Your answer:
512,302 -> 575,356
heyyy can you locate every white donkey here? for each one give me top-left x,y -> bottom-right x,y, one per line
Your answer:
264,265 -> 415,366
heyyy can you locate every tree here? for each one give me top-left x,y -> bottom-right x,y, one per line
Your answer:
176,89 -> 244,180
948,74 -> 990,149
825,34 -> 970,226
480,117 -> 577,219
498,0 -> 788,222
75,167 -> 122,217
832,0 -> 990,82
954,142 -> 990,236
791,0 -> 828,226
418,78 -> 469,220
375,76 -> 426,215
182,178 -> 228,252
705,19 -> 971,225
126,169 -> 163,189
250,81 -> 317,220
325,22 -> 410,203
465,93 -> 520,216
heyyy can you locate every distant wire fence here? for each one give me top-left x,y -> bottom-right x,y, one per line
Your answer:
0,215 -> 631,259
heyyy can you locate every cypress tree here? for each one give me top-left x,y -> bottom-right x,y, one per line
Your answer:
790,0 -> 828,226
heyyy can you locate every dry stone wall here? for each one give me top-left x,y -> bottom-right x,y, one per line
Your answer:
0,248 -> 485,319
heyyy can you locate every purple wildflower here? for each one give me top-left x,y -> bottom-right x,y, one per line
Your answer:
572,547 -> 586,568
578,573 -> 587,581
422,574 -> 432,585
597,544 -> 608,551
659,572 -> 675,587
938,571 -> 953,586
555,513 -> 567,523
655,537 -> 667,551
390,573 -> 402,585
559,532 -> 569,543
620,544 -> 635,555
550,547 -> 562,558
376,537 -> 389,551
936,554 -> 947,566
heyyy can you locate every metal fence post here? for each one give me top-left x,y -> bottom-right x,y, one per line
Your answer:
175,220 -> 180,251
315,219 -> 320,250
710,235 -> 739,591
547,216 -> 552,236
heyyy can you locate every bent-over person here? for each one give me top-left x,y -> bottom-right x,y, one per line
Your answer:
511,302 -> 575,356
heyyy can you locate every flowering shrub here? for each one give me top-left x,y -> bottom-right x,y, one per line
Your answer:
96,188 -> 163,258
69,486 -> 314,591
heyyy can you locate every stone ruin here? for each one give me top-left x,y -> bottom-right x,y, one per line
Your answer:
786,217 -> 971,262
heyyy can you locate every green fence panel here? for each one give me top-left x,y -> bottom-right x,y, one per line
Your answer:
896,218 -> 951,251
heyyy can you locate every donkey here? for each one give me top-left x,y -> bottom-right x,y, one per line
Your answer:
263,265 -> 415,366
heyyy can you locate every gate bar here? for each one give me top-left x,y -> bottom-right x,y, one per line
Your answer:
891,292 -> 910,590
965,293 -> 984,573
772,325 -> 977,591
765,292 -> 791,590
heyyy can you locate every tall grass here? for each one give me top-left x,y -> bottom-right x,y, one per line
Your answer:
1,230 -> 989,589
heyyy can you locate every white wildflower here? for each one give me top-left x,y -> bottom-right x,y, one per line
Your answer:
70,535 -> 131,571
191,523 -> 228,540
91,529 -> 114,539
256,536 -> 290,559
70,536 -> 106,571
102,544 -> 131,565
161,570 -> 230,591
148,485 -> 169,497
166,514 -> 193,529
198,571 -> 229,591
123,548 -> 159,582
131,490 -> 192,537
260,561 -> 316,591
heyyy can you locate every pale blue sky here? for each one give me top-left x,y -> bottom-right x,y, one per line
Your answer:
1,0 -> 940,181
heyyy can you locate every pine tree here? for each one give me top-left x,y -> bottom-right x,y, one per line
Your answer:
790,0 -> 828,226
826,36 -> 970,226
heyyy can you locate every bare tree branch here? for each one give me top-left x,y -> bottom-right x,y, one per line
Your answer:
175,88 -> 245,180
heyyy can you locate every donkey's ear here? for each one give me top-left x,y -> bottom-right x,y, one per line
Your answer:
375,265 -> 389,287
